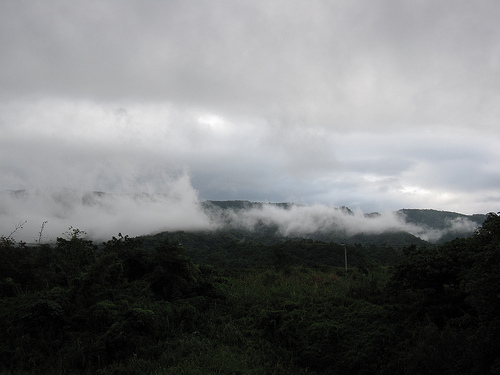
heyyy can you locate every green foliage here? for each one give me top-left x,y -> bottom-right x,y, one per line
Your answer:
271,246 -> 294,273
1,214 -> 499,374
143,230 -> 409,271
389,212 -> 500,373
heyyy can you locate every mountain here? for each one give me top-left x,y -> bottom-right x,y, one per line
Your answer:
396,209 -> 486,243
1,190 -> 487,246
397,208 -> 486,228
139,203 -> 487,268
201,201 -> 486,244
201,200 -> 295,211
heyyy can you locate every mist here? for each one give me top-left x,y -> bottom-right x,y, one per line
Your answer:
206,203 -> 479,242
1,174 -> 481,244
0,174 -> 215,243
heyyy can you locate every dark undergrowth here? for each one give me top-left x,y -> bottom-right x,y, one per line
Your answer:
1,213 -> 499,374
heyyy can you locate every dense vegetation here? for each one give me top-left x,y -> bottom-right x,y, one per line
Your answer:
1,213 -> 499,374
140,228 -> 406,269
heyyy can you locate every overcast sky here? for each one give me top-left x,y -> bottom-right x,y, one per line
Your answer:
1,0 -> 500,226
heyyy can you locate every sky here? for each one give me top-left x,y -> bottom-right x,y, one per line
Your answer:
1,0 -> 500,240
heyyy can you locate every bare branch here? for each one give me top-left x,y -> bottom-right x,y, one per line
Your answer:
37,221 -> 49,245
6,220 -> 27,241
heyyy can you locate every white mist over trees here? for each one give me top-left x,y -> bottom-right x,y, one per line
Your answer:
0,174 -> 483,243
0,174 -> 214,242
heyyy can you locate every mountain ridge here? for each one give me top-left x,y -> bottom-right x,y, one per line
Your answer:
200,200 -> 487,245
1,190 -> 489,244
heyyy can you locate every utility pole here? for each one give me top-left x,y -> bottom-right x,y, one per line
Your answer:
341,243 -> 347,274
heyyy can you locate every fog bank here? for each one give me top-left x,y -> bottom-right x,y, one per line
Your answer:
0,175 -> 215,243
1,176 -> 482,244
206,203 -> 480,242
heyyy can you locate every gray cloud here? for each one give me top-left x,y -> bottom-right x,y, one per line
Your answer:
0,0 -> 499,232
2,1 -> 499,128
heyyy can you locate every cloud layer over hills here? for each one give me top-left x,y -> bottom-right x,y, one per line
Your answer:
1,1 -> 499,216
0,178 -> 483,244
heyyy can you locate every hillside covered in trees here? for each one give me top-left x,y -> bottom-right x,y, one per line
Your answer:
201,200 -> 485,245
1,191 -> 485,245
1,212 -> 499,374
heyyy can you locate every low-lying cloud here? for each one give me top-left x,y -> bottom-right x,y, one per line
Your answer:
0,174 -> 215,243
1,174 -> 482,244
206,203 -> 480,242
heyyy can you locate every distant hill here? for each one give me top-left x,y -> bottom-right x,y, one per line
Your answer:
138,202 -> 487,268
396,209 -> 486,243
1,190 -> 487,246
202,200 -> 295,211
201,201 -> 486,245
397,208 -> 486,229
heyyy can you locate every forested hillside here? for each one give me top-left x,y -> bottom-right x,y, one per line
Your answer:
141,228 -> 408,268
202,200 -> 485,244
397,208 -> 486,243
1,213 -> 499,374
